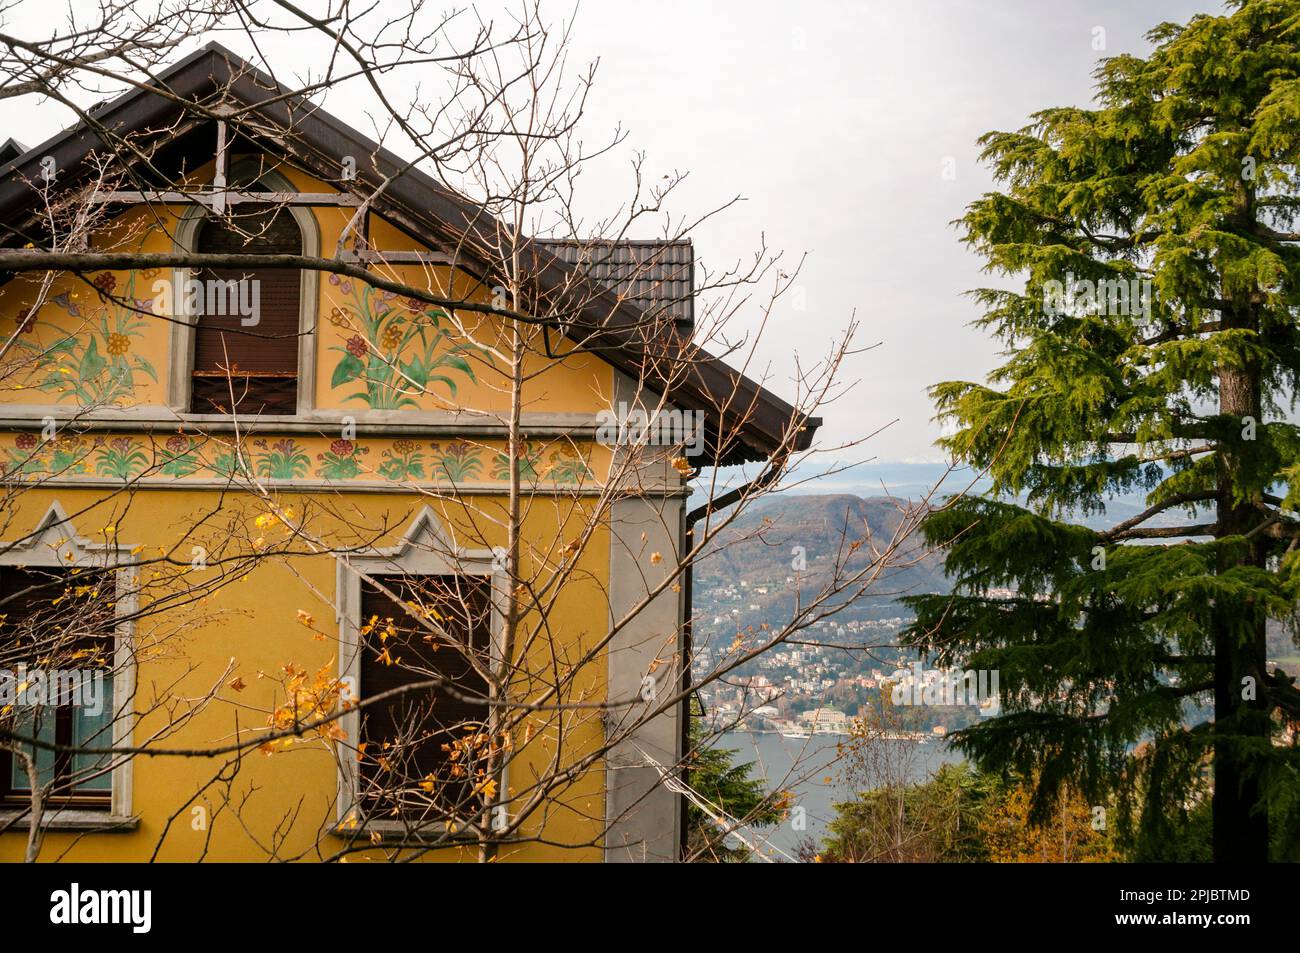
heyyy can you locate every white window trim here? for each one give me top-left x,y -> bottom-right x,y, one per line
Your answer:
334,506 -> 505,839
0,501 -> 138,826
166,162 -> 321,415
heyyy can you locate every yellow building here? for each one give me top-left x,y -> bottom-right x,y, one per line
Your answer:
0,45 -> 814,862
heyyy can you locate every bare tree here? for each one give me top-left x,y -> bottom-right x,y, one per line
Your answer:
0,1 -> 915,862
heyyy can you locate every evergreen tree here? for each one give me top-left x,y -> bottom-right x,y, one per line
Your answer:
905,0 -> 1300,862
684,714 -> 786,862
821,762 -> 1003,863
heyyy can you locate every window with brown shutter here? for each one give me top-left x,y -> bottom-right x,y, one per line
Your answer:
357,574 -> 493,822
189,206 -> 302,415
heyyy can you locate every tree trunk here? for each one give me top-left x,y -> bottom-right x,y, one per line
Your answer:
1213,356 -> 1270,863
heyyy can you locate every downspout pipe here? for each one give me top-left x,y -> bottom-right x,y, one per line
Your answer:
677,447 -> 792,859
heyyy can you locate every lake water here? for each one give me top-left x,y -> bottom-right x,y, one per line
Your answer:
713,731 -> 964,860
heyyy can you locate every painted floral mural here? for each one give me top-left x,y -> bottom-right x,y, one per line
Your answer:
4,433 -> 149,480
316,439 -> 369,479
209,446 -> 252,479
487,442 -> 591,483
0,266 -> 596,487
159,435 -> 204,477
326,278 -> 487,409
377,439 -> 425,481
253,438 -> 311,479
5,432 -> 60,475
431,440 -> 483,482
10,272 -> 159,405
95,436 -> 149,479
46,435 -> 93,474
492,441 -> 543,482
542,446 -> 593,484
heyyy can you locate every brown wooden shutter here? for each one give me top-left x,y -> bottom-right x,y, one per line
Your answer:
190,208 -> 302,415
357,575 -> 492,818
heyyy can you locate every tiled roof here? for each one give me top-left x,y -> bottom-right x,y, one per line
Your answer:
537,239 -> 693,329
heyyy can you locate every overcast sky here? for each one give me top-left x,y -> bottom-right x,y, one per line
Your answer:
555,0 -> 1222,463
0,0 -> 1223,462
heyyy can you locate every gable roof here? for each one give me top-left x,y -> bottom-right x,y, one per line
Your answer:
0,43 -> 818,465
0,139 -> 27,167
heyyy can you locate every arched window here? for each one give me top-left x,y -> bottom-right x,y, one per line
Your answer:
189,205 -> 303,414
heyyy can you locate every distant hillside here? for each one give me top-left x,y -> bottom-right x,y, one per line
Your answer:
693,490 -> 1210,631
693,491 -> 1299,668
694,494 -> 948,629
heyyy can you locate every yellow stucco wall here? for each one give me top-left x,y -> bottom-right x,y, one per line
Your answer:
0,486 -> 610,862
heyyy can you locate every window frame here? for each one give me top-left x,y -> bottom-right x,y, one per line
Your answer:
0,502 -> 138,827
167,163 -> 321,418
355,572 -> 493,822
334,506 -> 504,839
0,572 -> 117,809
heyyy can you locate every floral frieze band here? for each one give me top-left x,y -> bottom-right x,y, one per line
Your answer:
2,432 -> 594,485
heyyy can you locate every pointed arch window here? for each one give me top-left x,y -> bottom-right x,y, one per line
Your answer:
0,503 -> 138,826
334,508 -> 504,836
